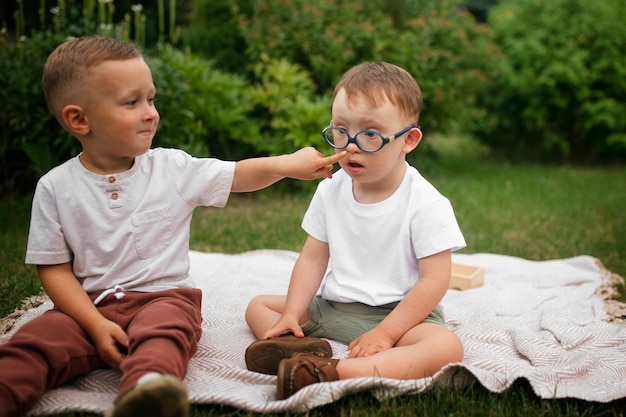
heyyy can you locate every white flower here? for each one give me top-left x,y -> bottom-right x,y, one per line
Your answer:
50,7 -> 60,15
131,4 -> 143,12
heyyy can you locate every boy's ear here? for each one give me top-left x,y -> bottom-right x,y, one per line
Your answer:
61,105 -> 90,136
402,126 -> 423,153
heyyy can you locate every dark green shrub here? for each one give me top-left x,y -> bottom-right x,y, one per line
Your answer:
371,4 -> 502,132
184,0 -> 250,74
147,43 -> 260,161
0,30 -> 76,195
234,0 -> 387,93
461,0 -> 499,22
233,0 -> 499,135
472,0 -> 626,162
246,55 -> 331,156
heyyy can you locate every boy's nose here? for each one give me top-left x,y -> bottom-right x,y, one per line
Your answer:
145,105 -> 159,120
345,142 -> 360,153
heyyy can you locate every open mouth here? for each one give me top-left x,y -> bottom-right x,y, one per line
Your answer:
347,161 -> 363,168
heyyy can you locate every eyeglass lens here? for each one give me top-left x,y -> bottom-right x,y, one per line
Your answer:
326,129 -> 384,152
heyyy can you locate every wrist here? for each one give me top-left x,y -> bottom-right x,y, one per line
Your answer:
375,322 -> 399,343
276,153 -> 293,179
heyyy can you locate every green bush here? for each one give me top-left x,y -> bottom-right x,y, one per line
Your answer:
472,0 -> 626,162
0,30 -> 78,195
233,0 -> 499,134
235,0 -> 387,93
371,4 -> 502,132
246,55 -> 331,155
183,0 -> 250,74
148,43 -> 260,161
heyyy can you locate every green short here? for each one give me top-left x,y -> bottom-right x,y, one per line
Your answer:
300,296 -> 446,345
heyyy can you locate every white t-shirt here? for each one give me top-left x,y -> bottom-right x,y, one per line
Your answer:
302,163 -> 466,306
25,148 -> 235,294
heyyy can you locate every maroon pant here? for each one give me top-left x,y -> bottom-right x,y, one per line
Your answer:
0,287 -> 202,417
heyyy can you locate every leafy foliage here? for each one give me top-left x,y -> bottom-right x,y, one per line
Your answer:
0,30 -> 78,195
471,0 -> 626,162
183,0 -> 250,74
370,5 -> 502,132
246,55 -> 331,155
235,0 -> 387,93
234,0 -> 499,133
148,44 -> 260,161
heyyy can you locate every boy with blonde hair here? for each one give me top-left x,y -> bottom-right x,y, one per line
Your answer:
0,35 -> 344,417
245,62 -> 466,399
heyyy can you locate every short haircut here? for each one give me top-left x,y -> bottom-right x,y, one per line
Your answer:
333,62 -> 423,123
42,36 -> 141,117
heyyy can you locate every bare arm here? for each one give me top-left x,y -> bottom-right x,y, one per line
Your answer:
37,263 -> 129,369
231,147 -> 346,192
348,249 -> 452,357
262,236 -> 330,338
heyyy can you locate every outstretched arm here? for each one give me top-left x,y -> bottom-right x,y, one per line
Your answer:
37,263 -> 129,369
231,147 -> 346,193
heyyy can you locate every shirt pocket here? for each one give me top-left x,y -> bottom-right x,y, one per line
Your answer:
132,207 -> 172,259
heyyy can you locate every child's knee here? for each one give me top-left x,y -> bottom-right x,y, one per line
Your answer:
245,295 -> 267,322
246,295 -> 264,311
442,330 -> 464,362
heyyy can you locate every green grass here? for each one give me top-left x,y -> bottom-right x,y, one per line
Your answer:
425,135 -> 626,283
0,196 -> 41,318
1,135 -> 625,416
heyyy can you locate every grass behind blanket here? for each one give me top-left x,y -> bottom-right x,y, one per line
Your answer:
1,135 -> 625,416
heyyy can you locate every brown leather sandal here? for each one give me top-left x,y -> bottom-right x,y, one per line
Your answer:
276,353 -> 340,400
245,335 -> 332,375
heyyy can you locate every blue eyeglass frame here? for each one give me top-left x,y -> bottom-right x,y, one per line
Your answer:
321,124 -> 419,153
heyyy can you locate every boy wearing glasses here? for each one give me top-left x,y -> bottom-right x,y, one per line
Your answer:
245,62 -> 466,400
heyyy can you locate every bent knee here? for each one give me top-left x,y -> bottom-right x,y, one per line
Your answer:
449,333 -> 464,362
246,294 -> 275,310
435,329 -> 464,363
245,295 -> 284,322
244,295 -> 265,323
408,324 -> 464,363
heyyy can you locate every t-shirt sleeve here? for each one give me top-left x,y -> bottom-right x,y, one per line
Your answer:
167,150 -> 235,208
301,183 -> 328,243
25,179 -> 73,265
410,197 -> 466,259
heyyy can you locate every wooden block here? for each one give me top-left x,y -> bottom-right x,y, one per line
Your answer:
449,263 -> 484,290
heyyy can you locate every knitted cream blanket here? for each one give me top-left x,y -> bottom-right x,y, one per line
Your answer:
2,250 -> 625,415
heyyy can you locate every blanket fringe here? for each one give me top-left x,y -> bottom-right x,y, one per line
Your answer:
0,294 -> 49,336
594,258 -> 626,326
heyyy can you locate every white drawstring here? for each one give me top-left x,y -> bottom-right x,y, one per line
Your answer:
93,284 -> 126,305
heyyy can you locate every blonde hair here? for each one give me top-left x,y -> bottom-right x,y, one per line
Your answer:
333,62 -> 423,123
42,36 -> 141,117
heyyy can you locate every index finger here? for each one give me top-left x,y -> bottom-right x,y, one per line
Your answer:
320,151 -> 347,165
